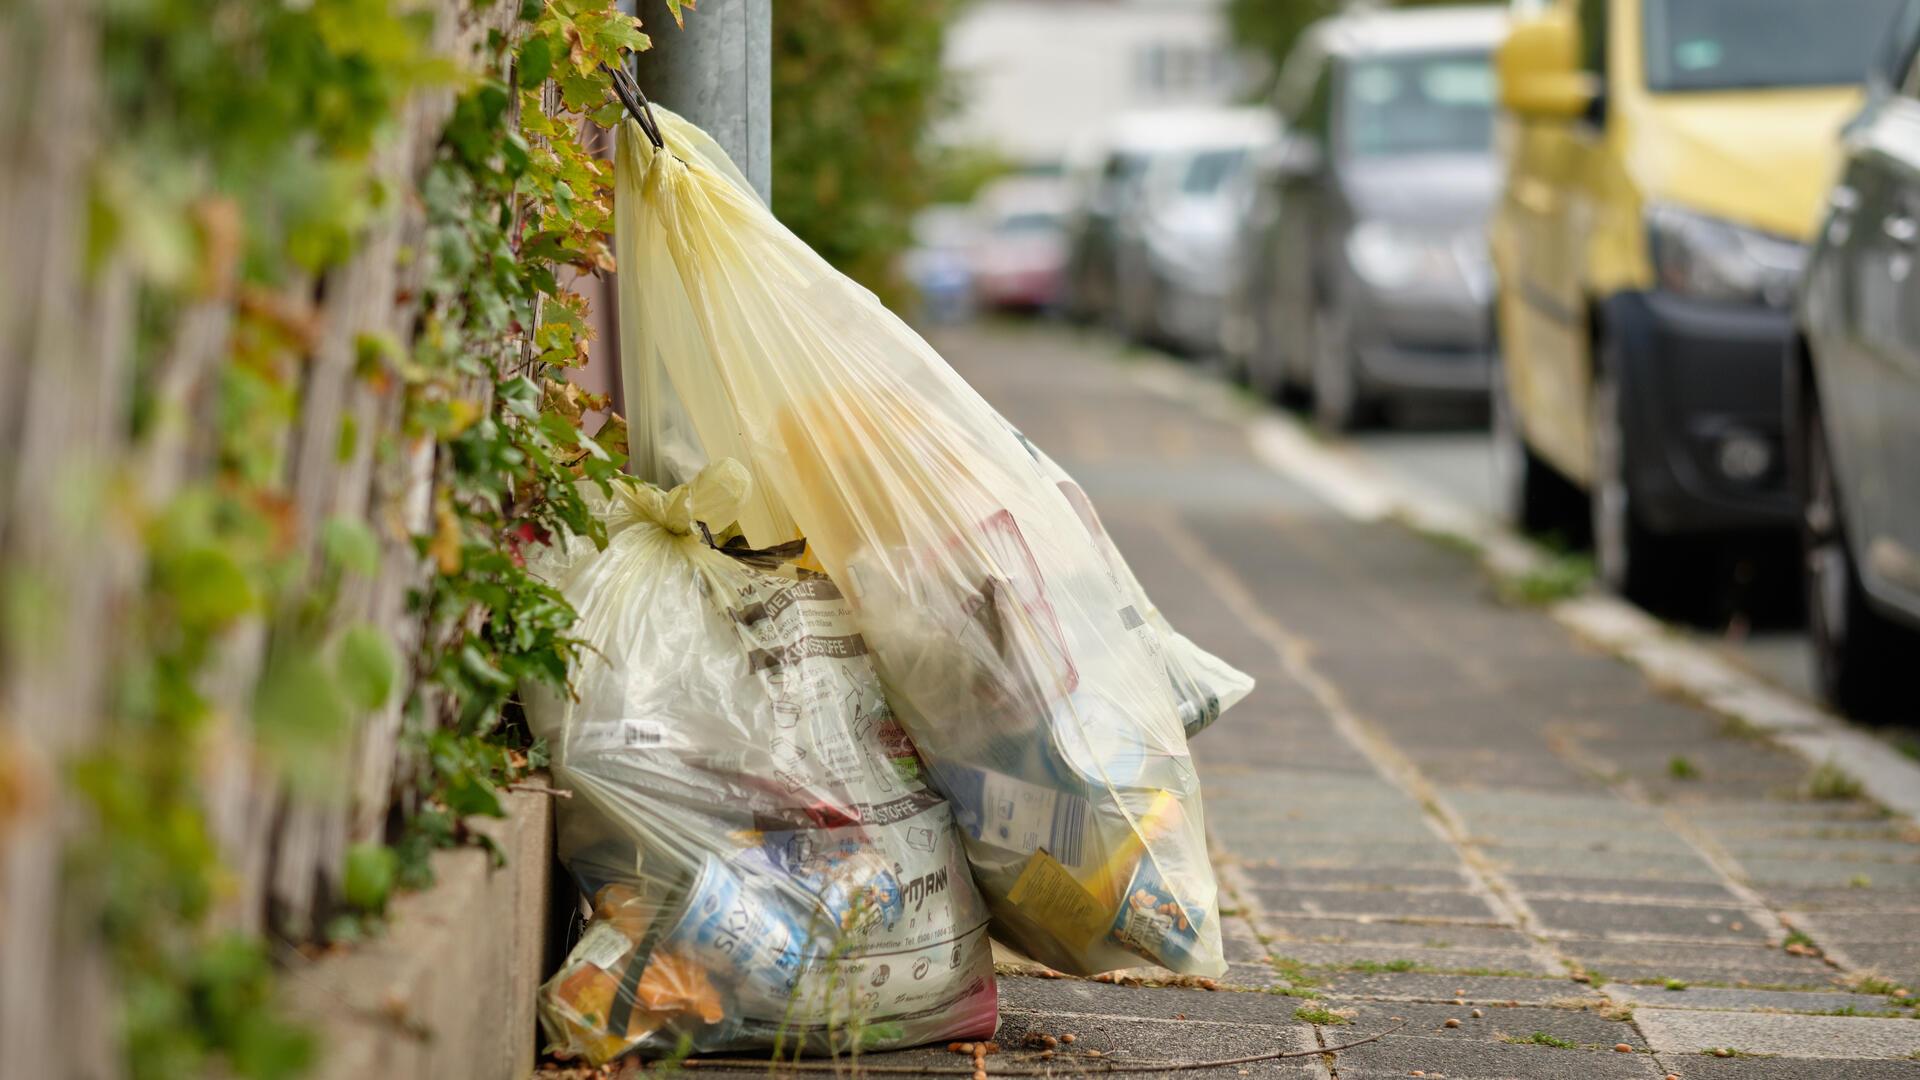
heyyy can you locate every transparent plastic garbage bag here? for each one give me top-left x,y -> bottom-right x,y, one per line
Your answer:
614,109 -> 1250,976
526,462 -> 997,1065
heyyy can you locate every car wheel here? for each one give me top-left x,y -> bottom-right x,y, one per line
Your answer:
1311,299 -> 1373,432
1801,393 -> 1916,720
1589,353 -> 1690,606
1492,354 -> 1585,540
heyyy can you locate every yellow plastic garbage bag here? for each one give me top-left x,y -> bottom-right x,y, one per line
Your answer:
526,462 -> 997,1064
614,110 -> 1250,976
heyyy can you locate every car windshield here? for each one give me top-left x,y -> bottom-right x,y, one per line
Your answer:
1642,0 -> 1905,92
1341,51 -> 1494,157
1180,148 -> 1249,195
995,211 -> 1061,234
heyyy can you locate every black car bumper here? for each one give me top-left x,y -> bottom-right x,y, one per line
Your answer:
1603,290 -> 1796,535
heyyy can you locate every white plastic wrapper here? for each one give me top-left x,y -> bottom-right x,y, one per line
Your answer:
612,109 -> 1252,976
527,463 -> 997,1065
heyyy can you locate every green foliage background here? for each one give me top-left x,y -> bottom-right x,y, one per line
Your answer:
770,0 -> 968,306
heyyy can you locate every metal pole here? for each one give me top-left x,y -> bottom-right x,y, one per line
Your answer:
631,0 -> 772,203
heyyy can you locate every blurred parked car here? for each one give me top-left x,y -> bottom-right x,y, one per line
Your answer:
1244,5 -> 1506,430
1791,0 -> 1920,720
970,178 -> 1070,312
1060,108 -> 1275,341
902,204 -> 981,324
1491,0 -> 1902,604
1137,111 -> 1280,355
1061,119 -> 1159,325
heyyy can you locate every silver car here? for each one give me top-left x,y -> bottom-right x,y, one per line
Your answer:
1790,0 -> 1920,721
1242,5 -> 1506,430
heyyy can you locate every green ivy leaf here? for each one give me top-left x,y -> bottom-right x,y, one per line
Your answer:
341,842 -> 398,914
321,517 -> 380,577
157,546 -> 257,631
254,653 -> 350,794
443,770 -> 505,818
337,624 -> 399,711
516,34 -> 554,88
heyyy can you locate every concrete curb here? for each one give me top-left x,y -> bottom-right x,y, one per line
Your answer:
1126,358 -> 1920,824
281,781 -> 556,1080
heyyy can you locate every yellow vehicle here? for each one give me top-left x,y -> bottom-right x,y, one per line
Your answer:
1489,0 -> 1901,602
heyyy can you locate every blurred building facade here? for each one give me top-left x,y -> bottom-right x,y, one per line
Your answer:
941,0 -> 1247,168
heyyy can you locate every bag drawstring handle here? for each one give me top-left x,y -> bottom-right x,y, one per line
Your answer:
602,62 -> 666,150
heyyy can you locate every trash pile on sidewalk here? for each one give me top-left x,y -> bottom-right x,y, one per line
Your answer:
524,109 -> 1253,1067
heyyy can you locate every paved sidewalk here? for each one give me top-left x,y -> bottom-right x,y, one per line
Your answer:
550,323 -> 1920,1078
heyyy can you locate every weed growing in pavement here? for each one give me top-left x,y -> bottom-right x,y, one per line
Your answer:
1401,516 -> 1482,558
1806,759 -> 1865,800
1503,1031 -> 1576,1048
1783,929 -> 1817,951
1345,959 -> 1421,974
1498,552 -> 1595,605
1664,979 -> 1689,991
1853,975 -> 1909,997
1850,874 -> 1875,889
1268,957 -> 1324,987
1264,985 -> 1324,1000
1596,1000 -> 1636,1022
1667,756 -> 1701,780
1718,714 -> 1766,740
1293,1005 -> 1350,1025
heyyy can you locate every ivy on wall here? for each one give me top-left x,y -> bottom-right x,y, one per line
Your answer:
52,2 -> 662,1076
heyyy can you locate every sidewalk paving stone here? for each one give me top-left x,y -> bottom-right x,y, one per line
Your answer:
1556,940 -> 1840,989
1526,898 -> 1772,945
1262,915 -> 1539,951
1647,1058 -> 1920,1079
1737,857 -> 1920,888
1260,941 -> 1555,977
991,1004 -> 1328,1078
996,976 -> 1312,1028
1482,847 -> 1725,882
1759,884 -> 1920,914
1309,972 -> 1596,1006
1632,1007 -> 1920,1059
1248,885 -> 1501,922
1605,982 -> 1908,1015
1220,839 -> 1466,871
1503,875 -> 1745,904
1237,865 -> 1476,891
1330,1034 -> 1667,1079
1332,998 -> 1642,1050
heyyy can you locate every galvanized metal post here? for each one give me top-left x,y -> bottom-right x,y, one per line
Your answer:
631,0 -> 772,202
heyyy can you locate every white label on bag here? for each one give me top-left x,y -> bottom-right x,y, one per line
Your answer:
574,920 -> 633,972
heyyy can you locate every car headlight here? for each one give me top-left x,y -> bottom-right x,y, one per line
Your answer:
1647,205 -> 1805,310
1346,221 -> 1483,291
